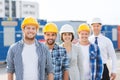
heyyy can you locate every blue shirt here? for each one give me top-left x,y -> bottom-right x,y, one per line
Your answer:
6,39 -> 54,80
50,43 -> 69,80
89,44 -> 103,80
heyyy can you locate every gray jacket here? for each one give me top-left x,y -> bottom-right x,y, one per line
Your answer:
6,39 -> 54,80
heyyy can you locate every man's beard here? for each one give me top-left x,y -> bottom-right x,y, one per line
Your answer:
25,36 -> 35,41
46,39 -> 55,45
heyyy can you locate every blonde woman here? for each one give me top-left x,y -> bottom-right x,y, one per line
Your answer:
60,24 -> 84,80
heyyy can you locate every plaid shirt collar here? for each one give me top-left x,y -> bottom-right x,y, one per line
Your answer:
52,43 -> 59,50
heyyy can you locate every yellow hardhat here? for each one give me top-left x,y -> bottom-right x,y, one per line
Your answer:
77,23 -> 90,32
21,17 -> 39,30
43,23 -> 58,33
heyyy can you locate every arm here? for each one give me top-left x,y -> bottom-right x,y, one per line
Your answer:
6,46 -> 15,80
8,73 -> 14,80
45,48 -> 54,80
62,49 -> 69,80
48,73 -> 54,80
77,46 -> 84,80
107,40 -> 117,79
63,70 -> 69,80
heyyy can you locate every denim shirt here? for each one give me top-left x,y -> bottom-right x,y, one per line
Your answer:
6,39 -> 54,80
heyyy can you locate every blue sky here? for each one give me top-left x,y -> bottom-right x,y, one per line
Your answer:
23,0 -> 120,25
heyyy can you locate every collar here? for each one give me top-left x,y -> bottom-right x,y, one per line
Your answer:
92,33 -> 103,38
53,43 -> 59,50
18,39 -> 40,47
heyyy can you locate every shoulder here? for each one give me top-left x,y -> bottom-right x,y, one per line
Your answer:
37,42 -> 49,51
72,44 -> 81,50
72,44 -> 82,55
55,44 -> 67,55
75,42 -> 80,47
89,43 -> 98,51
35,39 -> 47,48
89,35 -> 94,40
54,43 -> 64,49
99,34 -> 110,41
58,45 -> 66,51
101,35 -> 113,45
104,36 -> 112,42
7,40 -> 23,57
9,40 -> 22,50
89,35 -> 94,38
38,42 -> 47,48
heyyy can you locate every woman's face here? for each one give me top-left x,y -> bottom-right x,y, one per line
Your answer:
62,32 -> 73,42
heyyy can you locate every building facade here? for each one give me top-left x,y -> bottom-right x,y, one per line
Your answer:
0,0 -> 39,18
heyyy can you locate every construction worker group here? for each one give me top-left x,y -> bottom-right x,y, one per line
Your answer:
6,17 -> 117,80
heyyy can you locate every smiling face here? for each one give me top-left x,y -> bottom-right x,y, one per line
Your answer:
44,32 -> 57,45
78,30 -> 90,42
91,23 -> 102,36
61,32 -> 73,43
22,25 -> 37,41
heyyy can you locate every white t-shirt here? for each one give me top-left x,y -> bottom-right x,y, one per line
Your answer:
79,44 -> 91,80
22,43 -> 38,80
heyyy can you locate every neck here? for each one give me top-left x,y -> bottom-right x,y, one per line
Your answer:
46,43 -> 55,50
63,42 -> 72,53
63,42 -> 72,47
24,39 -> 35,45
94,33 -> 100,36
79,40 -> 90,45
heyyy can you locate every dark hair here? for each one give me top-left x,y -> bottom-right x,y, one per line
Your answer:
61,33 -> 74,42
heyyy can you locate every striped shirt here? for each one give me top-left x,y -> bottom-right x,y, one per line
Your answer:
6,39 -> 54,80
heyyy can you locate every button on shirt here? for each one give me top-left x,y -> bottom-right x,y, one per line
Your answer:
89,34 -> 117,73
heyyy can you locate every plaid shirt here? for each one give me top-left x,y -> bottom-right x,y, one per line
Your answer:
50,43 -> 69,80
89,44 -> 103,80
